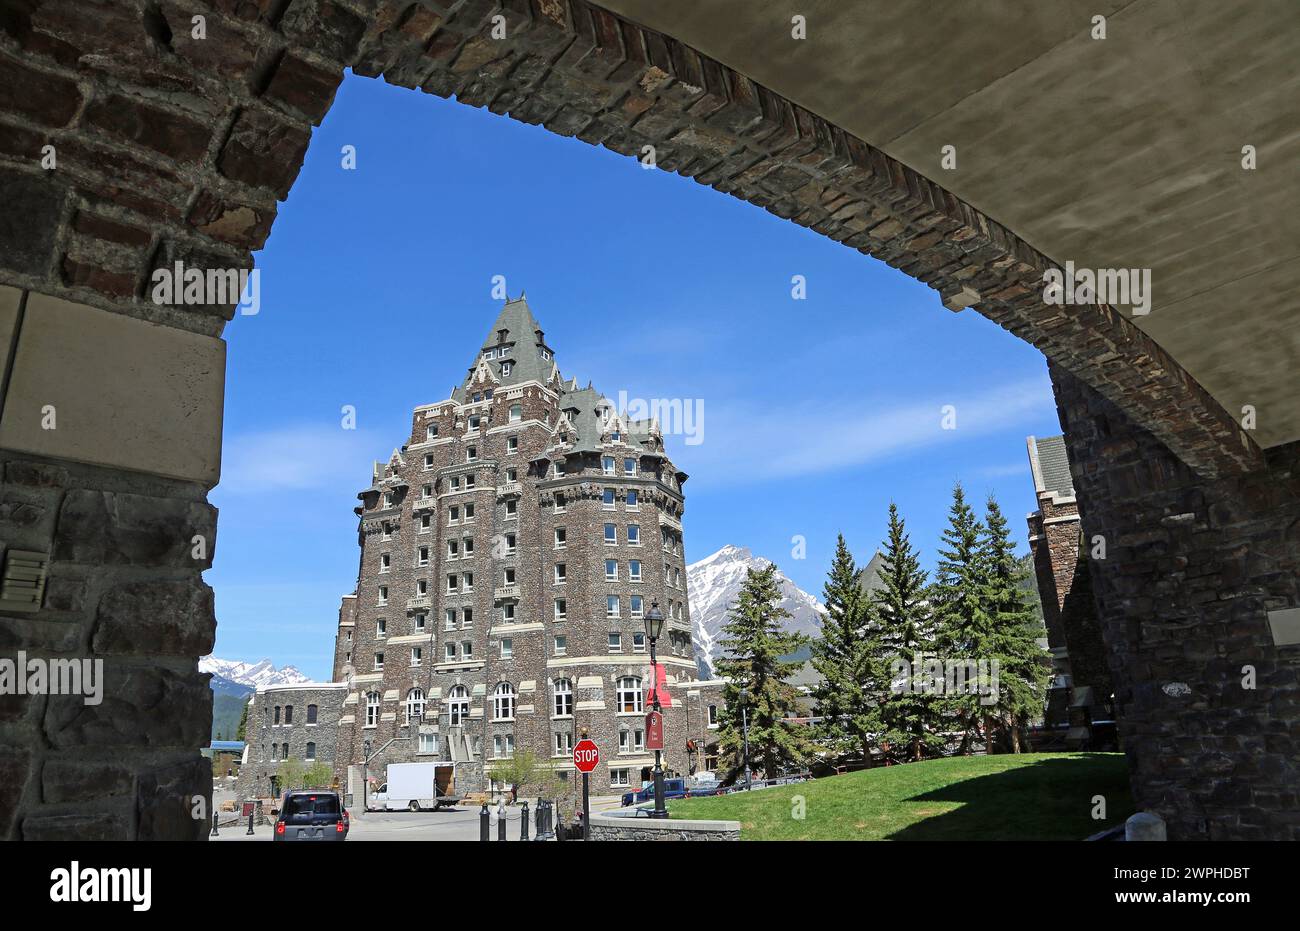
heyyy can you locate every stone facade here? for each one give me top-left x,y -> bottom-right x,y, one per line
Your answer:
1025,434 -> 1111,730
589,810 -> 739,840
235,682 -> 347,800
680,678 -> 726,776
332,296 -> 698,795
1051,362 -> 1300,840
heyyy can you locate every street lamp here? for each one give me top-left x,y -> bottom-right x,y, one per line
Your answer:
362,739 -> 372,811
738,688 -> 753,791
644,602 -> 668,819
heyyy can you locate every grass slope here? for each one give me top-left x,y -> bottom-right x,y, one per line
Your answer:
668,753 -> 1132,840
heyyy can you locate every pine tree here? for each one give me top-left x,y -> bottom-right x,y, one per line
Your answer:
930,482 -> 991,752
237,700 -> 249,742
978,495 -> 1052,751
810,535 -> 877,765
715,564 -> 812,781
869,503 -> 945,762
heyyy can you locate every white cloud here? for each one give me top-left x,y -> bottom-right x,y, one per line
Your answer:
217,423 -> 384,493
675,375 -> 1053,485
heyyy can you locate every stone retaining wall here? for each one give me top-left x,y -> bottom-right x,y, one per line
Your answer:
589,811 -> 738,841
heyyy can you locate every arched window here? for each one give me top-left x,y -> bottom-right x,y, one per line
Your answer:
405,688 -> 426,725
617,676 -> 643,714
492,682 -> 516,721
305,742 -> 317,761
365,691 -> 381,727
448,685 -> 469,726
552,678 -> 573,718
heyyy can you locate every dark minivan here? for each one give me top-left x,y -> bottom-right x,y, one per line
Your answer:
274,790 -> 349,842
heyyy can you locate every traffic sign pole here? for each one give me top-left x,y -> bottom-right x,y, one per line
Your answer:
572,738 -> 599,842
582,771 -> 590,841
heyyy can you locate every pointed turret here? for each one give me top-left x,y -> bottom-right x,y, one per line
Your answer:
453,294 -> 556,400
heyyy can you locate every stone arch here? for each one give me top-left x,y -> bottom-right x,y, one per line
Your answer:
0,0 -> 1295,840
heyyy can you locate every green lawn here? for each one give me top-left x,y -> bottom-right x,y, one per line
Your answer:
668,753 -> 1133,840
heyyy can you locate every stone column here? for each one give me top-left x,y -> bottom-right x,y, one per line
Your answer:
1050,362 -> 1300,841
1,286 -> 224,840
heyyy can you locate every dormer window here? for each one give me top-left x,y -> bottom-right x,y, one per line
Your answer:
502,362 -> 513,377
540,348 -> 552,361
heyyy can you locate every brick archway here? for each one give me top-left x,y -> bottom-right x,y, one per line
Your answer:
0,0 -> 1295,839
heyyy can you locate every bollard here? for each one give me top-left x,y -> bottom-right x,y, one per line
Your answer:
521,800 -> 529,841
497,803 -> 506,841
535,800 -> 545,839
555,806 -> 565,842
480,803 -> 490,842
211,811 -> 219,837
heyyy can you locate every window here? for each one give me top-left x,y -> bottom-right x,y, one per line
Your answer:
626,489 -> 638,508
464,502 -> 475,520
381,521 -> 393,541
509,403 -> 521,422
502,361 -> 514,377
629,559 -> 642,582
493,734 -> 515,758
417,546 -> 429,567
607,595 -> 620,618
467,446 -> 478,462
449,505 -> 460,523
605,559 -> 618,581
374,652 -> 384,671
423,454 -> 433,470
708,704 -> 718,726
505,498 -> 518,518
463,607 -> 473,627
273,705 -> 280,725
447,574 -> 458,594
540,348 -> 552,361
377,586 -> 388,605
465,474 -> 476,489
609,631 -> 622,652
604,523 -> 616,544
445,608 -> 457,630
502,602 -> 516,622
631,595 -> 644,618
461,640 -> 473,658
411,646 -> 423,667
448,685 -> 469,725
500,638 -> 513,659
505,468 -> 517,483
379,553 -> 391,573
628,525 -> 640,545
617,676 -> 643,713
554,732 -> 573,756
553,678 -> 573,717
414,613 -> 426,632
602,456 -> 615,475
624,458 -> 636,475
448,540 -> 459,559
507,436 -> 518,454
383,492 -> 394,508
426,424 -> 438,440
307,704 -> 318,725
271,743 -> 278,761
405,688 -> 426,724
376,618 -> 386,639
492,682 -> 516,721
554,598 -> 567,621
554,564 -> 566,584
553,634 -> 567,656
305,741 -> 316,761
504,567 -> 516,585
554,527 -> 566,548
468,415 -> 480,431
602,488 -> 615,509
610,768 -> 630,787
419,733 -> 439,753
417,579 -> 428,596
445,642 -> 456,661
284,705 -> 293,725
365,692 -> 380,727
554,491 -> 566,513
463,537 -> 474,556
633,631 -> 646,652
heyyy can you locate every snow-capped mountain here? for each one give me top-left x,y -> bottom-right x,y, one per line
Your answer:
199,656 -> 312,690
687,545 -> 826,678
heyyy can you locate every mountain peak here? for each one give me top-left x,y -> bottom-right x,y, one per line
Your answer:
200,655 -> 313,689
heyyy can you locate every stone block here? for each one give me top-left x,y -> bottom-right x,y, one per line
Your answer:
136,756 -> 211,840
0,171 -> 66,278
217,107 -> 312,199
93,577 -> 216,656
53,489 -> 216,568
22,810 -> 130,841
42,757 -> 135,803
43,664 -> 212,750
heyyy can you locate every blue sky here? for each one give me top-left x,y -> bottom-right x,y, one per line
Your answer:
207,73 -> 1064,679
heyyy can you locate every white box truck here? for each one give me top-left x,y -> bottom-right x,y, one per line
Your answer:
369,762 -> 459,811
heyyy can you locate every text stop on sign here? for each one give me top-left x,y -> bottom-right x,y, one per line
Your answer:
573,739 -> 600,773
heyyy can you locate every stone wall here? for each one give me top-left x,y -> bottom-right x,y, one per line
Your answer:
0,447 -> 214,840
588,810 -> 738,841
236,682 -> 347,800
1051,362 -> 1300,840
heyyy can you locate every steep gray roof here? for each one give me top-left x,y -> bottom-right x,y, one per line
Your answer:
1028,434 -> 1075,498
856,550 -> 887,596
452,295 -> 557,401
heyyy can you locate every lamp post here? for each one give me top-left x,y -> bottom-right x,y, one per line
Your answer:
738,688 -> 753,791
362,738 -> 372,812
644,602 -> 668,819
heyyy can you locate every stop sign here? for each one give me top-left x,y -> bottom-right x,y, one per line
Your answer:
572,738 -> 600,773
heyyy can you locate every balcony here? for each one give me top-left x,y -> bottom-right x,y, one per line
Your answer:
412,497 -> 437,511
406,595 -> 431,611
497,482 -> 522,497
493,584 -> 520,601
659,512 -> 683,532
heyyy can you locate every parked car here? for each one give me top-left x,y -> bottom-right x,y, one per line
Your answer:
273,790 -> 349,842
620,778 -> 726,806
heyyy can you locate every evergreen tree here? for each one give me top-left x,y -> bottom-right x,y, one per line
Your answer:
810,535 -> 877,765
869,503 -> 945,762
978,496 -> 1052,751
715,564 -> 812,781
930,482 -> 991,752
236,700 -> 249,742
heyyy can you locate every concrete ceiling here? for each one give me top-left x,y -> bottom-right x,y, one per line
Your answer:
594,0 -> 1300,447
